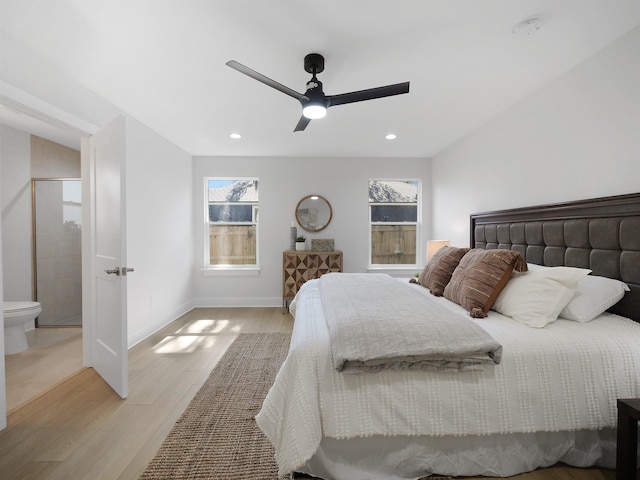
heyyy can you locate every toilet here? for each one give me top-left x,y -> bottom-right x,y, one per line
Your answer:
3,301 -> 42,355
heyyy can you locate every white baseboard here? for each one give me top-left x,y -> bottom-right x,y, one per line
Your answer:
127,299 -> 195,349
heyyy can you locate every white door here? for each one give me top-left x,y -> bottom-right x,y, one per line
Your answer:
89,117 -> 129,398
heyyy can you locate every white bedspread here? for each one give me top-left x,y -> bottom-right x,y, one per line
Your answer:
256,278 -> 640,478
319,273 -> 502,373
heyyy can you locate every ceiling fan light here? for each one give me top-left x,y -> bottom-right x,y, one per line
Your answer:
302,104 -> 327,120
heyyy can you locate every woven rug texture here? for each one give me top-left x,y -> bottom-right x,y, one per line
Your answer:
140,332 -> 290,480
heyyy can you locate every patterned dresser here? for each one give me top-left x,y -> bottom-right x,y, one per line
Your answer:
282,250 -> 343,310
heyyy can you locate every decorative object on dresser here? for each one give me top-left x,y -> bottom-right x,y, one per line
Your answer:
311,238 -> 335,252
282,250 -> 342,310
295,235 -> 306,251
289,222 -> 297,250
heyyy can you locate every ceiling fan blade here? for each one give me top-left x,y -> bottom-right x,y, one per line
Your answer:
226,60 -> 305,101
293,116 -> 311,132
328,81 -> 410,107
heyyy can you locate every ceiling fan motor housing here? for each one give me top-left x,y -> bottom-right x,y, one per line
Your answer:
304,53 -> 325,74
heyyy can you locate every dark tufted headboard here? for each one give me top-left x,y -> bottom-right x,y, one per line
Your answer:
470,193 -> 640,322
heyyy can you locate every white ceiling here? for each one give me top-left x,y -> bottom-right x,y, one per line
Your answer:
1,0 -> 639,157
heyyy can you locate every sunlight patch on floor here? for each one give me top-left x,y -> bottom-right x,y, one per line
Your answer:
175,319 -> 230,334
152,318 -> 234,353
153,334 -> 218,354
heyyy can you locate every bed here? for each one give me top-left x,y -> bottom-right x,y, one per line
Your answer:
257,193 -> 640,479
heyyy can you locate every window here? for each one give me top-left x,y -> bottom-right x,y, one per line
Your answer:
206,178 -> 258,266
369,179 -> 419,265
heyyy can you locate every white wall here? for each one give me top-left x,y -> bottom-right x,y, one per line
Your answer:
431,26 -> 640,247
0,131 -> 6,429
0,125 -> 32,302
125,117 -> 195,347
193,156 -> 431,306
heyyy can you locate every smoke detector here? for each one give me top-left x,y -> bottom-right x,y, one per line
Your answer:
512,16 -> 543,36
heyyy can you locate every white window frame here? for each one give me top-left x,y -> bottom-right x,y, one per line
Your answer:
368,178 -> 421,272
203,177 -> 260,276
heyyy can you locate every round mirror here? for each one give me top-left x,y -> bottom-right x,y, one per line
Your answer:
295,195 -> 333,233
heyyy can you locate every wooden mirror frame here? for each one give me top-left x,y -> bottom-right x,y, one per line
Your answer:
295,194 -> 333,233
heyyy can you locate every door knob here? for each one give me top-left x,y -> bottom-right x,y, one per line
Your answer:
104,267 -> 134,276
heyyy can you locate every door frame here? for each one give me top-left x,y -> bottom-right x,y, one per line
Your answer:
0,83 -> 106,426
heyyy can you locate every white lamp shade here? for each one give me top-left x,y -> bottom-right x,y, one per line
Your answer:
426,240 -> 450,260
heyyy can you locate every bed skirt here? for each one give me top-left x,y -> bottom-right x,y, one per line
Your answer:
297,428 -> 637,480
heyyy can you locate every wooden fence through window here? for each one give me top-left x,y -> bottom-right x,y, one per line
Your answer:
371,224 -> 416,264
210,224 -> 415,265
209,225 -> 256,265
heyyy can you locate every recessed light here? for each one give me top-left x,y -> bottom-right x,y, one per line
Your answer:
230,133 -> 242,139
385,133 -> 397,140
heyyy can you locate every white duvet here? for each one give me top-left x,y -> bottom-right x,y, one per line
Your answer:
256,277 -> 640,478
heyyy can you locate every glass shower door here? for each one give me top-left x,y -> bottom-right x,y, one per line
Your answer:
32,179 -> 82,327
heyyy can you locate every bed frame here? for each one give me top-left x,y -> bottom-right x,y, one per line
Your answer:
470,192 -> 640,322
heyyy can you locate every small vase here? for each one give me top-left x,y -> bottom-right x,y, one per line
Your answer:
290,226 -> 297,250
295,241 -> 306,251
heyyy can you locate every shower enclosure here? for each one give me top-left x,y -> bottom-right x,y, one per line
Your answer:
32,179 -> 82,327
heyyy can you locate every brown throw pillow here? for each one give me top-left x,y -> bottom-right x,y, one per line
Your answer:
418,246 -> 470,296
443,249 -> 528,318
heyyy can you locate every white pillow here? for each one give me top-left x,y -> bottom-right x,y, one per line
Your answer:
559,274 -> 630,322
492,266 -> 591,328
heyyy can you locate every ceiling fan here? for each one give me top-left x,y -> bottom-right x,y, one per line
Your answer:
226,53 -> 410,132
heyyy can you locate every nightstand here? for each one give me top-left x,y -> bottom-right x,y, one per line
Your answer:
617,398 -> 640,479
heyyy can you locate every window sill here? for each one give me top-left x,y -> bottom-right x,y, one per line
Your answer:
202,266 -> 261,277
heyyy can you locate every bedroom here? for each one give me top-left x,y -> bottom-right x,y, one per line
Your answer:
0,1 -> 639,478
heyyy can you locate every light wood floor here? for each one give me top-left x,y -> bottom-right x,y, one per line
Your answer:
5,327 -> 83,413
0,307 -> 617,480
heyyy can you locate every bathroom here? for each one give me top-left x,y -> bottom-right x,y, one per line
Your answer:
1,121 -> 84,412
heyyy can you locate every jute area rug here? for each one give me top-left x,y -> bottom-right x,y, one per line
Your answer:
140,332 -> 290,480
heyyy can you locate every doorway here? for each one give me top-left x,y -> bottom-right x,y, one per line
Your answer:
1,122 -> 85,415
32,178 -> 83,327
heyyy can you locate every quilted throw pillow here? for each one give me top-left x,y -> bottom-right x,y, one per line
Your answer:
418,246 -> 470,296
444,249 -> 528,318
